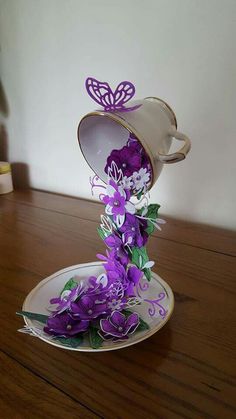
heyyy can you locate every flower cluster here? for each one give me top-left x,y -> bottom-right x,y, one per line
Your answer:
21,133 -> 166,349
43,254 -> 142,342
105,134 -> 152,194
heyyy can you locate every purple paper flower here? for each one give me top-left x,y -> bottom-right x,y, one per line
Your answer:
104,234 -> 129,266
100,311 -> 139,340
126,266 -> 143,296
102,179 -> 135,227
70,295 -> 107,320
105,145 -> 142,177
44,312 -> 89,337
128,135 -> 151,172
120,213 -> 145,247
49,284 -> 83,314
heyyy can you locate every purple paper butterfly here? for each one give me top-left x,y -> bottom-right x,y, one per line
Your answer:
85,77 -> 141,112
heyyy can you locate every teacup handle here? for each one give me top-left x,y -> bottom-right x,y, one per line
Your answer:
158,128 -> 191,163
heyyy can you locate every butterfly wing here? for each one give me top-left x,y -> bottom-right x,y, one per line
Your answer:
85,77 -> 113,108
113,81 -> 135,108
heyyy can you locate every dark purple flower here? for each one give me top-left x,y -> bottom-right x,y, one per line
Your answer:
120,213 -> 144,247
127,135 -> 142,152
138,217 -> 149,246
127,135 -> 151,171
100,311 -> 139,340
105,145 -> 141,177
126,266 -> 143,296
70,295 -> 107,320
49,284 -> 83,314
44,312 -> 89,337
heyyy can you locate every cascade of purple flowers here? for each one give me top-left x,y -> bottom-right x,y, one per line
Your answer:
42,134 -> 165,345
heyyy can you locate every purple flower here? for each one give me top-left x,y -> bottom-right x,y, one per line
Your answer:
101,250 -> 127,282
104,234 -> 129,266
105,145 -> 142,177
70,295 -> 107,320
49,284 -> 83,314
138,217 -> 149,246
120,213 -> 144,247
102,179 -> 135,227
126,266 -> 143,296
100,311 -> 139,340
128,135 -> 151,172
44,312 -> 89,337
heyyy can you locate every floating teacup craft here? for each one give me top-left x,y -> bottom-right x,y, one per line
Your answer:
18,78 -> 191,351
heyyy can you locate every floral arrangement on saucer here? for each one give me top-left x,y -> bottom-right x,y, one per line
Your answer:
17,79 -> 167,349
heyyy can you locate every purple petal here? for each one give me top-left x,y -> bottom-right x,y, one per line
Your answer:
105,234 -> 121,248
110,311 -> 126,328
100,319 -> 123,337
50,297 -> 61,305
124,313 -> 139,334
128,266 -> 143,285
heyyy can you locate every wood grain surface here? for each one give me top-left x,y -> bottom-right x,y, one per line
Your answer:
0,190 -> 235,419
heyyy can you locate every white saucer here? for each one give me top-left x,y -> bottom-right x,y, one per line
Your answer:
22,262 -> 174,352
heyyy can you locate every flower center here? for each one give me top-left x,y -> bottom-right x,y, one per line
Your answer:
66,324 -> 72,330
118,326 -> 123,332
113,200 -> 120,207
87,309 -> 93,315
136,175 -> 141,181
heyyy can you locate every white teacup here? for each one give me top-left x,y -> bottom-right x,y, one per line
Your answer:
78,97 -> 191,188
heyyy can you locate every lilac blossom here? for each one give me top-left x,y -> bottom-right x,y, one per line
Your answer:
99,311 -> 139,340
44,312 -> 89,337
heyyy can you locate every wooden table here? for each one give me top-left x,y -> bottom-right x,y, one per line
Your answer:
0,190 -> 235,419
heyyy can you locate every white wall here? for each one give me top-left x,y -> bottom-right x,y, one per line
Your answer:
0,0 -> 235,229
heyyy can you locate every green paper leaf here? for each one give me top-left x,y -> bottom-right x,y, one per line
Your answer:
136,317 -> 150,331
16,311 -> 48,324
122,309 -> 149,331
143,267 -> 152,281
144,204 -> 161,236
89,327 -> 103,349
56,335 -> 83,348
60,277 -> 78,296
131,246 -> 149,269
136,191 -> 143,200
146,203 -> 160,219
145,221 -> 155,235
131,247 -> 152,281
122,309 -> 133,317
97,226 -> 106,241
